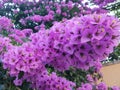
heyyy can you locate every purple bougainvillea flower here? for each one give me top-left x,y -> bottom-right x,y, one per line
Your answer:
13,78 -> 23,86
81,29 -> 94,43
97,82 -> 107,90
93,27 -> 106,40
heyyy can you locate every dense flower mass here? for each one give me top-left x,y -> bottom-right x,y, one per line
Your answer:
2,14 -> 120,90
32,72 -> 76,90
0,16 -> 13,32
2,40 -> 76,90
0,37 -> 12,58
9,29 -> 33,44
0,0 -> 120,90
0,0 -> 113,32
36,14 -> 120,71
77,82 -> 120,90
93,0 -> 116,6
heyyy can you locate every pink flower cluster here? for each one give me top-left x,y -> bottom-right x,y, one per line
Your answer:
2,14 -> 120,90
1,0 -> 112,31
77,82 -> 120,90
34,14 -> 120,71
93,0 -> 116,6
2,42 -> 75,90
0,37 -> 12,58
0,16 -> 13,32
31,72 -> 75,90
9,29 -> 33,44
2,41 -> 46,75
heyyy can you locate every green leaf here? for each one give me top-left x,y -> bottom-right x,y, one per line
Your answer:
18,71 -> 24,79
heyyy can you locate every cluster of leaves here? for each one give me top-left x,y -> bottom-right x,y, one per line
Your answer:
47,65 -> 102,88
106,1 -> 120,17
0,62 -> 18,90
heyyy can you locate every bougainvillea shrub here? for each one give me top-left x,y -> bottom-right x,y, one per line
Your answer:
1,14 -> 120,90
0,0 -> 120,90
0,0 -> 115,31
